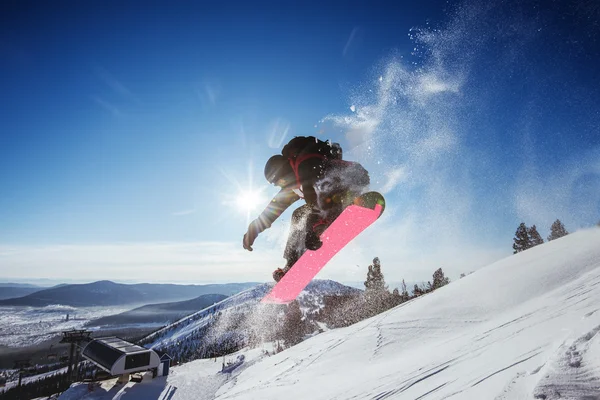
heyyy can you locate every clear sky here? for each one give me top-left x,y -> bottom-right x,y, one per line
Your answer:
1,0 -> 599,285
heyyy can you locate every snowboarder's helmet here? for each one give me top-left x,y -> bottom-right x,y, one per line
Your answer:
264,155 -> 293,186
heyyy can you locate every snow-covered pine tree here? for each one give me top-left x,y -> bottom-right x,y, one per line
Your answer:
547,219 -> 568,241
528,225 -> 544,247
512,222 -> 531,253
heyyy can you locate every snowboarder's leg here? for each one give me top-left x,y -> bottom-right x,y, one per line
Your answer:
273,193 -> 381,283
304,210 -> 325,251
274,204 -> 312,281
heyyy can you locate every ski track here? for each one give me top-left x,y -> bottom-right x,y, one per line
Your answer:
531,325 -> 600,399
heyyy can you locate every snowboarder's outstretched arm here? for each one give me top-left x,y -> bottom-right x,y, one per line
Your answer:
243,189 -> 300,251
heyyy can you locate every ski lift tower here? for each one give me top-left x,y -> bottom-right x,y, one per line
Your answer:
13,359 -> 31,394
60,329 -> 92,383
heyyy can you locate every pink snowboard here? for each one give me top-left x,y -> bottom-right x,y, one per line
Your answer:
261,199 -> 384,304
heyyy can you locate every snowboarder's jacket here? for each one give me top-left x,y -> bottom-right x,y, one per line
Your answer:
251,136 -> 367,234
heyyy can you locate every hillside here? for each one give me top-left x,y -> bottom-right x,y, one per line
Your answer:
0,286 -> 43,300
142,280 -> 361,354
58,228 -> 600,399
0,281 -> 259,307
215,228 -> 600,399
87,293 -> 228,327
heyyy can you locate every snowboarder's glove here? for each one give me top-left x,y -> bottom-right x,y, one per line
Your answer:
243,220 -> 261,251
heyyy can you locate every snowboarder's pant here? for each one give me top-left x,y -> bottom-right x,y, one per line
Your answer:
283,204 -> 329,268
282,194 -> 352,268
283,162 -> 370,269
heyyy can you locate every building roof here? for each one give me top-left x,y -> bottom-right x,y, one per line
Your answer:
82,337 -> 150,372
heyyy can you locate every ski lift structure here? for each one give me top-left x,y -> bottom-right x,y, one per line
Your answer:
60,329 -> 92,383
81,337 -> 160,383
47,344 -> 58,361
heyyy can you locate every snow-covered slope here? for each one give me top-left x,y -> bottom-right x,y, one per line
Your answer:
214,228 -> 600,400
142,280 -> 360,352
58,228 -> 600,399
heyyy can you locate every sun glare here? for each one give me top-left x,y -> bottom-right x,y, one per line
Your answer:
235,189 -> 266,213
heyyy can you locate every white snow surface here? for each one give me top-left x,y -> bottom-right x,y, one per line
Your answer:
59,228 -> 600,399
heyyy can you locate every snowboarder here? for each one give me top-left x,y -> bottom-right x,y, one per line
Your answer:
243,136 -> 370,281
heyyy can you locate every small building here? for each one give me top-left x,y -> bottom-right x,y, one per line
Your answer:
82,337 -> 160,379
157,353 -> 172,377
221,354 -> 245,374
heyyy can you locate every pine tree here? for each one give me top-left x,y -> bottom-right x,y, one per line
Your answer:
512,222 -> 531,253
364,257 -> 387,292
400,279 -> 410,302
318,293 -> 362,328
413,284 -> 423,297
362,257 -> 394,315
391,288 -> 401,305
528,225 -> 544,247
547,219 -> 568,241
431,268 -> 450,289
281,300 -> 304,347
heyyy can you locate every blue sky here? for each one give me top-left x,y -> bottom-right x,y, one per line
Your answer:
1,0 -> 599,284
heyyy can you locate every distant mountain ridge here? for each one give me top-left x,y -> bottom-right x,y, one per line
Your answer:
87,293 -> 228,327
0,283 -> 48,300
0,281 -> 260,307
0,287 -> 43,300
0,283 -> 44,288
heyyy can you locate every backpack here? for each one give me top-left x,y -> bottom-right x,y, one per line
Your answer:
281,136 -> 342,192
281,136 -> 341,160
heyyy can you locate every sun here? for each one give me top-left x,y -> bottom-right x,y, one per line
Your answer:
235,189 -> 267,214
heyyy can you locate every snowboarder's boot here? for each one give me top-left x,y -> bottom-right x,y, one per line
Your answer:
353,191 -> 386,213
272,268 -> 286,282
304,228 -> 323,251
273,258 -> 296,282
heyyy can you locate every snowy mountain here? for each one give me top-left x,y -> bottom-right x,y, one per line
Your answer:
141,280 -> 360,356
0,284 -> 44,300
57,227 -> 600,400
0,281 -> 259,307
